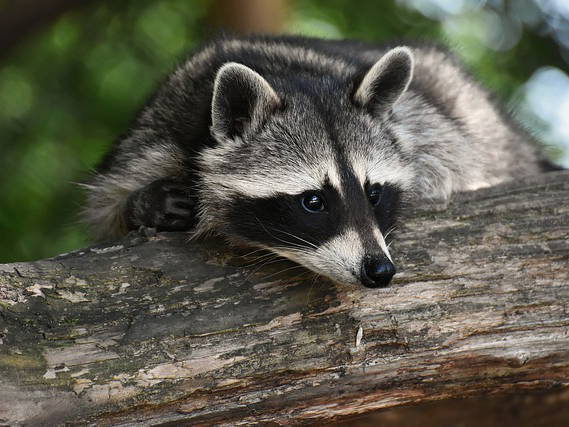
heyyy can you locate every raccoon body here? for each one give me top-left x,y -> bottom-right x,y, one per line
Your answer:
83,35 -> 546,288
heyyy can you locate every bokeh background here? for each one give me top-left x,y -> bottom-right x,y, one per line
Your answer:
1,0 -> 569,263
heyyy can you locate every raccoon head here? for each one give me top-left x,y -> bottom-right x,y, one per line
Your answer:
198,47 -> 415,288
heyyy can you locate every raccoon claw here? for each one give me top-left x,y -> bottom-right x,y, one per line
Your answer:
125,178 -> 196,232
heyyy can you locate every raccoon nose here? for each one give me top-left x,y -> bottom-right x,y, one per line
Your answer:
361,255 -> 396,288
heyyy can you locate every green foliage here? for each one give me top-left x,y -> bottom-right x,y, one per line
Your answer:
0,0 -> 566,262
0,1 -> 209,261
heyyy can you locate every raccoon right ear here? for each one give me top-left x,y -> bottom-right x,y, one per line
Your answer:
354,47 -> 414,116
211,62 -> 280,141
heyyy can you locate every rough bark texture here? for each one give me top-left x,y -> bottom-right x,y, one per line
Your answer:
1,171 -> 568,426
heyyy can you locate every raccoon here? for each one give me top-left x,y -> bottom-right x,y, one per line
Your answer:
82,34 -> 547,288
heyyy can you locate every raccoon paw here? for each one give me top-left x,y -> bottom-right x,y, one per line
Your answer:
124,178 -> 196,232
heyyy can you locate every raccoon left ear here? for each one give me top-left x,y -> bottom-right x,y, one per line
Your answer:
211,62 -> 280,141
354,47 -> 414,116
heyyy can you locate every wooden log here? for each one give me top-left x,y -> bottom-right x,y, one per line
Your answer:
1,171 -> 568,426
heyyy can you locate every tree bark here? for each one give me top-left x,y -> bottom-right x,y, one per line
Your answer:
1,171 -> 568,426
209,0 -> 289,35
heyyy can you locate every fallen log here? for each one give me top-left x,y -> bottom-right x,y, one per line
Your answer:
1,171 -> 568,426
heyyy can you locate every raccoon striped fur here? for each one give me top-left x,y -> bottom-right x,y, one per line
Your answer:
82,34 -> 548,288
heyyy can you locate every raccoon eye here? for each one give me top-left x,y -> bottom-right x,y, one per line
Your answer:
367,183 -> 383,206
301,193 -> 326,213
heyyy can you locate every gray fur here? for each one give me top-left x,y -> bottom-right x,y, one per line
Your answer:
82,35 -> 547,286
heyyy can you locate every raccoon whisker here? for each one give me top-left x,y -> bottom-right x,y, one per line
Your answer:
253,217 -> 316,251
268,247 -> 318,264
242,253 -> 280,268
241,247 -> 275,259
305,273 -> 322,306
266,226 -> 319,250
383,225 -> 398,241
243,246 -> 313,273
288,272 -> 313,284
256,264 -> 307,281
244,246 -> 314,277
268,246 -> 309,255
245,260 -> 289,282
243,256 -> 287,281
242,252 -> 275,261
243,245 -> 310,260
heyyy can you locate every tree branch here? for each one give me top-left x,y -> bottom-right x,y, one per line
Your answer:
0,0 -> 96,60
1,171 -> 568,425
208,0 -> 289,35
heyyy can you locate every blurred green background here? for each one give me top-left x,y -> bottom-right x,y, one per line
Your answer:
1,0 -> 568,262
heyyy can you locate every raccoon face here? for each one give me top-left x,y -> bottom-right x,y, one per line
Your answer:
199,48 -> 415,288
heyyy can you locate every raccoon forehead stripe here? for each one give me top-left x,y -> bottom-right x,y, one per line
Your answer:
327,161 -> 344,197
203,171 -> 322,198
200,147 -> 343,198
350,150 -> 415,190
